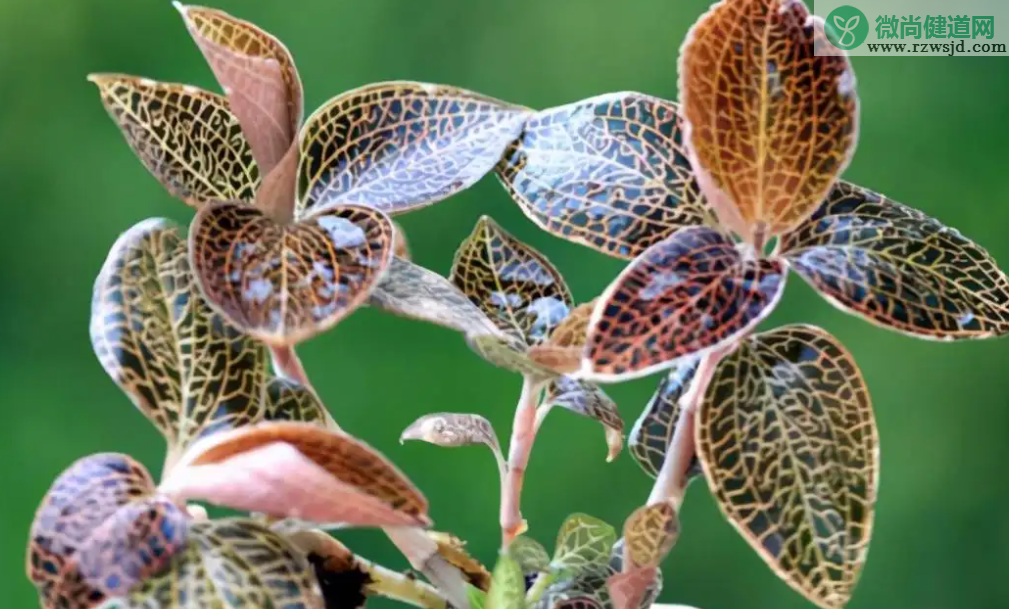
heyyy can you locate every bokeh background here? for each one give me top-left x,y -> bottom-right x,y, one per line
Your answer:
3,1 -> 1009,608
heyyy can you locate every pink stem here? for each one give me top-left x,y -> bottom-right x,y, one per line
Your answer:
500,376 -> 543,546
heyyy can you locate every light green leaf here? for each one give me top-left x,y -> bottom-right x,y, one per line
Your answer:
487,554 -> 526,609
552,514 -> 617,575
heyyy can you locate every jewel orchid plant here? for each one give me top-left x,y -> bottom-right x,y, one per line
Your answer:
25,1 -> 1009,609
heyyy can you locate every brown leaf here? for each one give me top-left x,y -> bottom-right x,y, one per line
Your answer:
189,201 -> 394,345
679,0 -> 858,242
606,567 -> 657,609
622,500 -> 679,570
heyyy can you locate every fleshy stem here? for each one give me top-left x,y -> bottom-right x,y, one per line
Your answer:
500,375 -> 545,546
290,531 -> 448,609
647,346 -> 730,509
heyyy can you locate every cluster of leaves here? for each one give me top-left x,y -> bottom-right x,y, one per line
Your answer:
25,1 -> 1009,609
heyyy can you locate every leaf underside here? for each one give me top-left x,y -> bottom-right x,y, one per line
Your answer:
679,0 -> 858,241
180,422 -> 429,520
496,92 -> 714,259
584,226 -> 785,381
780,180 -> 1009,339
697,324 -> 878,609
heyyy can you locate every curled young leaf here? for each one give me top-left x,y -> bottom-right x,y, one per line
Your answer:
91,218 -> 268,463
582,226 -> 786,381
452,216 -> 573,345
107,519 -> 323,609
543,377 -> 624,462
606,567 -> 658,609
527,300 -> 595,374
26,454 -> 189,607
697,324 -> 878,609
628,360 -> 702,479
552,514 -> 617,575
88,74 -> 259,207
297,81 -> 529,216
496,92 -> 714,260
779,181 -> 1009,339
189,201 -> 395,345
507,536 -> 551,574
368,256 -> 504,338
401,412 -> 502,455
162,422 -> 429,528
621,500 -> 679,570
175,2 -> 302,174
486,555 -> 526,609
679,0 -> 858,241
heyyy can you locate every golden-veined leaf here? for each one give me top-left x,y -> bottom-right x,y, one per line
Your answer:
451,216 -> 573,345
552,514 -> 616,575
162,421 -> 430,527
189,201 -> 395,346
486,554 -> 526,609
90,218 -> 269,465
297,81 -> 529,216
88,75 -> 259,207
679,0 -> 858,242
368,256 -> 558,378
621,500 -> 678,570
779,180 -> 1009,339
543,377 -> 624,462
628,359 -> 701,479
26,454 -> 189,608
175,2 -> 302,175
496,92 -> 714,260
265,377 -> 338,429
581,226 -> 786,382
104,519 -> 323,609
697,324 -> 878,609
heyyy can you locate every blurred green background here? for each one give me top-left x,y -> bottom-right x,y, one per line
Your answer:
3,1 -> 1009,608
